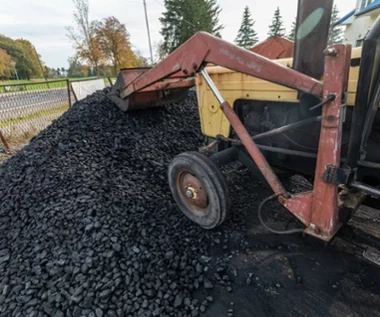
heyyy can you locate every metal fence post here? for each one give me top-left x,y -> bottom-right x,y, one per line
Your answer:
70,82 -> 78,103
0,79 -> 71,149
67,79 -> 72,107
0,129 -> 10,152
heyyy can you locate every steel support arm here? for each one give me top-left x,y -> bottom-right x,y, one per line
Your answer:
120,32 -> 324,100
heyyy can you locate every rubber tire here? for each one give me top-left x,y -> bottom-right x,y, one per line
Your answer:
168,151 -> 230,229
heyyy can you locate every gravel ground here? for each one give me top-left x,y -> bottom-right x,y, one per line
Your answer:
1,89 -> 380,317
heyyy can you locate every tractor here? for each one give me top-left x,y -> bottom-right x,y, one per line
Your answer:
109,0 -> 380,262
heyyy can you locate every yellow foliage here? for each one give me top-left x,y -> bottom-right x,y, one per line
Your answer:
96,16 -> 144,74
119,46 -> 144,68
15,39 -> 43,78
0,48 -> 13,78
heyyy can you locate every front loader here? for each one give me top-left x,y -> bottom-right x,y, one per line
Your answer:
109,0 -> 380,259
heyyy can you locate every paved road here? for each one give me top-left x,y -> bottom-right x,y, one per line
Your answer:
0,88 -> 71,118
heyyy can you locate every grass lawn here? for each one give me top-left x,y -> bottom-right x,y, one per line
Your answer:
0,77 -> 100,85
0,77 -> 115,93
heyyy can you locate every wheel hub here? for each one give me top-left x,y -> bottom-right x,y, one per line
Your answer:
178,172 -> 208,210
185,188 -> 195,199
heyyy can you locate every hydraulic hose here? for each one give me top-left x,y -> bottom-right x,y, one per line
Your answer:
258,194 -> 305,235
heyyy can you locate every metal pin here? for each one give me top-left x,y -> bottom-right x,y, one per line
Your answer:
200,69 -> 225,104
309,94 -> 336,111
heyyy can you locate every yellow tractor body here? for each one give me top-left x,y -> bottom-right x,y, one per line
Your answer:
196,47 -> 363,139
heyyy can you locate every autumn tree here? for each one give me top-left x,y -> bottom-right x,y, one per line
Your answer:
15,39 -> 43,78
234,6 -> 259,49
66,0 -> 104,76
160,0 -> 223,55
0,48 -> 13,78
268,7 -> 286,38
287,18 -> 296,41
95,16 -> 143,75
44,66 -> 55,78
0,35 -> 37,79
67,55 -> 89,78
328,5 -> 344,45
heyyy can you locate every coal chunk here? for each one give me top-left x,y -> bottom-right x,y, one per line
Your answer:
0,90 -> 218,316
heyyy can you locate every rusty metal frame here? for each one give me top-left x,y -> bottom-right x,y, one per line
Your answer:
219,100 -> 289,198
118,32 -> 323,101
115,31 -> 352,242
280,45 -> 352,241
199,44 -> 351,241
109,67 -> 195,111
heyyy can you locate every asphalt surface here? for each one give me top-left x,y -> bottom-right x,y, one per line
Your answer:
200,170 -> 380,317
0,88 -> 70,118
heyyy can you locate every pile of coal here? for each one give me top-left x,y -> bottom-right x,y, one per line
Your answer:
0,90 -> 225,317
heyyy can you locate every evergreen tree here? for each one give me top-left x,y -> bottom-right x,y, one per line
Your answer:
328,5 -> 344,45
267,7 -> 286,38
159,0 -> 223,55
234,6 -> 259,49
287,18 -> 296,41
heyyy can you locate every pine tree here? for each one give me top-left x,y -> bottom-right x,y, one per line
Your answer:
159,0 -> 223,55
287,18 -> 296,41
267,7 -> 286,38
328,4 -> 344,45
234,6 -> 259,49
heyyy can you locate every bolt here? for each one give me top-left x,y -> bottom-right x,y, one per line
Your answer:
309,224 -> 321,234
324,48 -> 338,57
192,63 -> 198,70
183,69 -> 188,75
173,64 -> 181,72
185,189 -> 193,198
326,115 -> 335,122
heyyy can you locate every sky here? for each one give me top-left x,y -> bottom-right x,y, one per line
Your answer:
0,0 -> 357,68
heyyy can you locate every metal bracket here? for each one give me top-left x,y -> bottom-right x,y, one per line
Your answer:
363,247 -> 380,266
324,165 -> 351,184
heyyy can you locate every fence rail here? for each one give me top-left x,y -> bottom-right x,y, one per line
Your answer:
0,78 -> 110,151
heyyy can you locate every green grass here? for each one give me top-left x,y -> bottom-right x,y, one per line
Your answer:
0,77 -> 97,85
0,77 -> 113,85
0,105 -> 69,128
0,81 -> 66,93
0,77 -> 115,93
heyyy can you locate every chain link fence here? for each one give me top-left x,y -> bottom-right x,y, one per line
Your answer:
0,78 -> 110,152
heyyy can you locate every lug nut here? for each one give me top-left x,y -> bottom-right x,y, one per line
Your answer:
185,189 -> 193,198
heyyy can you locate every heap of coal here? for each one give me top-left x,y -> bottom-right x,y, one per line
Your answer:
0,90 -> 226,317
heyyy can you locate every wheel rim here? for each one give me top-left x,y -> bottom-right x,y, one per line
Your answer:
177,170 -> 209,216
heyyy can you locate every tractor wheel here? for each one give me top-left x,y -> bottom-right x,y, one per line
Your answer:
168,151 -> 230,229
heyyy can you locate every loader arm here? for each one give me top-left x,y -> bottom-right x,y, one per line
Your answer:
109,30 -> 357,242
110,32 -> 324,111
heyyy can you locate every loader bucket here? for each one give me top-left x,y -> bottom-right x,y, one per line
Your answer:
108,67 -> 195,112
